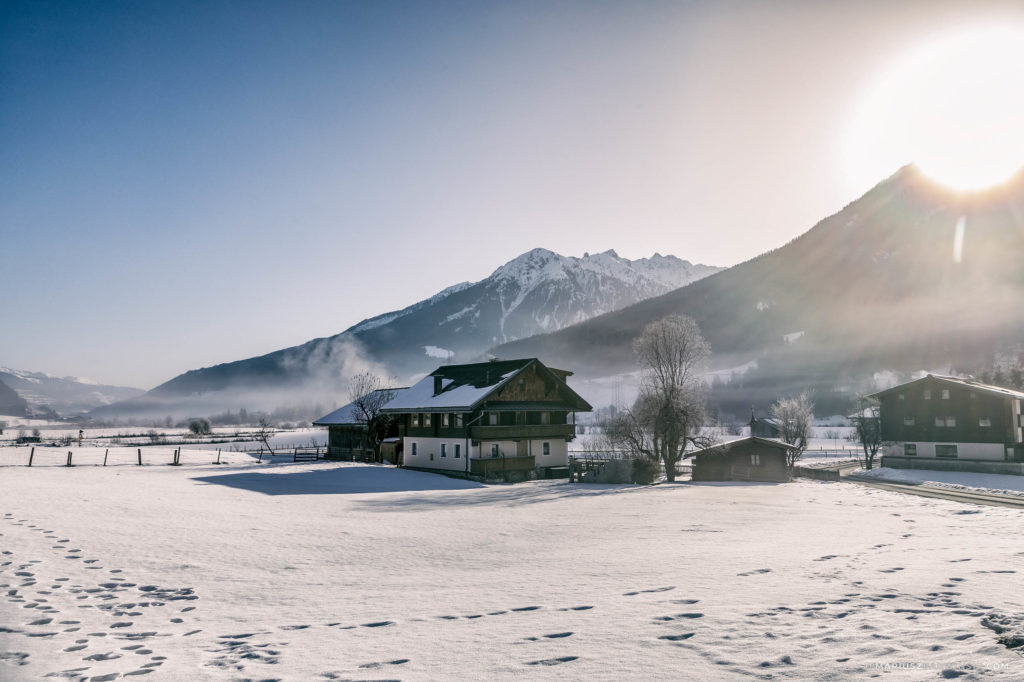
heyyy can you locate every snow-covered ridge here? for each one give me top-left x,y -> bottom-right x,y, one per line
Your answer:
484,248 -> 721,341
347,281 -> 474,333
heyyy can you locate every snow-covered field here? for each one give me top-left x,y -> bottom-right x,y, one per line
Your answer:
2,463 -> 1023,680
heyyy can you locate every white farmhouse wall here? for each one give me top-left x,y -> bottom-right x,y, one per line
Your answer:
404,437 -> 471,472
403,437 -> 569,471
885,441 -> 1005,461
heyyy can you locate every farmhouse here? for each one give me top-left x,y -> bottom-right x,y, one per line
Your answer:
381,358 -> 592,480
871,374 -> 1024,474
313,388 -> 406,460
685,436 -> 794,482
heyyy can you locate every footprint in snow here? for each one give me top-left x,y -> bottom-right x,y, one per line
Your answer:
358,658 -> 409,669
526,656 -> 578,666
624,586 -> 675,596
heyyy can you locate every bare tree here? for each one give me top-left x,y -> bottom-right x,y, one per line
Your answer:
770,393 -> 814,473
348,372 -> 398,463
605,315 -> 714,482
255,418 -> 275,458
850,400 -> 883,470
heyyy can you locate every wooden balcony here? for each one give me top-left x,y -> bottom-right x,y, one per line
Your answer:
469,424 -> 576,441
470,456 -> 536,477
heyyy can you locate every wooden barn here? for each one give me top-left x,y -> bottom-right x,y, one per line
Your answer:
686,436 -> 794,482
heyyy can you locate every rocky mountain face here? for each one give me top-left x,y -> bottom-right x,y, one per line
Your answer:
91,249 -> 720,419
0,368 -> 144,416
491,166 -> 1024,416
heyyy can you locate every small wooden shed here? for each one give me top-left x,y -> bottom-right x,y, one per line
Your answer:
686,436 -> 793,482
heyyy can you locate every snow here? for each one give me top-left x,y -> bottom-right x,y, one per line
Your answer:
851,467 -> 1024,498
382,370 -> 518,412
2,466 -> 1023,679
347,281 -> 474,333
424,345 -> 453,359
783,330 -> 805,344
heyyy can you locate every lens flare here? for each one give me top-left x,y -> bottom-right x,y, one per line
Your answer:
845,25 -> 1024,192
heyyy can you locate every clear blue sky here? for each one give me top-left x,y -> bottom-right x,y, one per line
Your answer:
3,0 -> 1022,388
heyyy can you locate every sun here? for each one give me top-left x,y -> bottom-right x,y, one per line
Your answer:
844,25 -> 1024,192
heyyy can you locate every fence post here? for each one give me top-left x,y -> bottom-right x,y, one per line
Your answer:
29,447 -> 34,467
137,448 -> 142,466
66,450 -> 72,467
216,448 -> 221,464
103,449 -> 108,466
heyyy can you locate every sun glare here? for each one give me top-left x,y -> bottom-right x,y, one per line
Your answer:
845,25 -> 1024,192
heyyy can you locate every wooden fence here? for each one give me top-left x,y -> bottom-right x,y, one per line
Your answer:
7,445 -> 323,467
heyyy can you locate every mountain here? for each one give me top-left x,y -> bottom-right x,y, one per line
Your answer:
0,368 -> 144,416
489,166 -> 1024,416
91,249 -> 721,419
0,376 -> 28,417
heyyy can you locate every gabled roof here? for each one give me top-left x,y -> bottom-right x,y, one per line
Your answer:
381,358 -> 592,413
313,388 -> 407,426
868,374 -> 1024,401
683,436 -> 796,460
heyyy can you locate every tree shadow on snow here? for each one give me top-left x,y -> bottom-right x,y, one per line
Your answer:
191,465 -> 486,496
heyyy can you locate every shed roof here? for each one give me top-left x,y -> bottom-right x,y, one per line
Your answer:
683,436 -> 796,460
868,374 -> 1024,401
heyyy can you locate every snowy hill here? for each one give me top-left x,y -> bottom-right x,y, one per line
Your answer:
0,367 -> 144,416
91,249 -> 720,418
492,165 -> 1024,416
0,376 -> 28,416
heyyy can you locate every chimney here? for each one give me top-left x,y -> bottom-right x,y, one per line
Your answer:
433,375 -> 443,396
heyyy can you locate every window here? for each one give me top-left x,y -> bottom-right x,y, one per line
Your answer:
441,443 -> 447,457
898,393 -> 905,400
488,413 -> 498,426
935,444 -> 958,459
941,389 -> 950,400
935,416 -> 945,427
923,389 -> 931,400
454,444 -> 461,459
456,414 -> 464,428
969,392 -> 977,400
751,454 -> 761,465
980,417 -> 992,427
411,442 -> 418,457
542,442 -> 550,456
540,412 -> 550,425
412,414 -> 420,427
424,413 -> 432,427
945,416 -> 956,427
490,444 -> 500,457
903,416 -> 915,426
442,413 -> 449,428
904,443 -> 917,456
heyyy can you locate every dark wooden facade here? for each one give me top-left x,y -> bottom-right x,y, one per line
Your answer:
687,437 -> 792,482
871,374 -> 1024,462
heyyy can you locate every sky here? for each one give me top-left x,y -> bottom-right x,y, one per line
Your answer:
3,0 -> 1024,389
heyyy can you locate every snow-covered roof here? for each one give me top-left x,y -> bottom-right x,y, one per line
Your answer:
382,360 -> 531,413
869,374 -> 1024,400
382,358 -> 591,413
313,388 -> 407,426
683,436 -> 796,459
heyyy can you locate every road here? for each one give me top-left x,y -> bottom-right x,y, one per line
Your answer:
842,473 -> 1024,510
